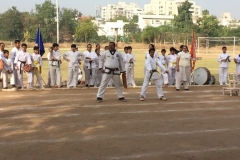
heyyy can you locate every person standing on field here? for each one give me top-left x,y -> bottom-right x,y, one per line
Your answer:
63,44 -> 82,88
159,49 -> 169,86
218,46 -> 231,85
175,45 -> 192,91
234,54 -> 240,84
31,46 -> 44,89
166,47 -> 178,85
140,48 -> 168,101
10,40 -> 21,88
83,44 -> 98,87
49,43 -> 62,88
14,43 -> 33,89
125,46 -> 136,87
96,42 -> 126,102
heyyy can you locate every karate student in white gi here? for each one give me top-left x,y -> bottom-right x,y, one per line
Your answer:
1,50 -> 13,89
159,49 -> 169,86
63,44 -> 82,88
218,46 -> 231,85
234,54 -> 240,84
31,46 -> 44,89
125,46 -> 136,87
14,43 -> 33,89
97,42 -> 126,102
49,43 -> 62,88
176,45 -> 192,91
166,47 -> 178,85
83,44 -> 98,87
10,40 -> 21,88
94,48 -> 103,87
140,48 -> 168,101
145,44 -> 159,85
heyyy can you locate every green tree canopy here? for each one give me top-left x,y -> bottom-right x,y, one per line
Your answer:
0,7 -> 23,40
75,19 -> 98,43
173,0 -> 193,32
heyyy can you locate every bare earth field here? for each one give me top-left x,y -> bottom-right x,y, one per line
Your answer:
1,86 -> 240,160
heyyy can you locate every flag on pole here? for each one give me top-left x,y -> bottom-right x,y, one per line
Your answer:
190,31 -> 196,70
35,27 -> 45,57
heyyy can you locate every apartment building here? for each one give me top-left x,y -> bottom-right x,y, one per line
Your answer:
144,0 -> 201,22
101,2 -> 144,21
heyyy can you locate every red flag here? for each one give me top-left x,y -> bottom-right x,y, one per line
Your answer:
190,31 -> 196,70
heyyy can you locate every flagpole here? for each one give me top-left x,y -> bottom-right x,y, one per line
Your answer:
56,0 -> 59,44
39,24 -> 41,52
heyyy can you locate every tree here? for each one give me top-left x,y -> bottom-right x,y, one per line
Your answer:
0,7 -> 24,40
131,15 -> 138,23
173,0 -> 193,33
196,11 -> 224,37
34,0 -> 56,42
123,22 -> 140,35
75,19 -> 98,43
142,26 -> 161,44
110,16 -> 129,22
59,8 -> 81,42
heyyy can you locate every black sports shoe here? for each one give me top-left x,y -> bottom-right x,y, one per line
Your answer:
90,85 -> 94,87
176,89 -> 180,91
97,97 -> 103,103
86,84 -> 89,87
185,89 -> 189,91
119,97 -> 127,102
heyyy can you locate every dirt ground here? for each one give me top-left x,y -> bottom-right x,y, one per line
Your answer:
0,86 -> 240,160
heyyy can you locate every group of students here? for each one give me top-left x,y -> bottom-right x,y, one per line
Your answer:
1,40 -> 239,98
0,40 -> 43,89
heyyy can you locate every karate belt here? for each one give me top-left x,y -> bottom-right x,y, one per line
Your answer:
105,67 -> 120,75
129,61 -> 134,67
149,69 -> 159,81
18,60 -> 26,74
33,61 -> 41,74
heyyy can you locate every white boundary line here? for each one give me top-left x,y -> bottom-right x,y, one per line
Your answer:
0,100 -> 240,111
1,107 -> 240,119
1,115 -> 240,127
0,127 -> 240,145
109,147 -> 240,160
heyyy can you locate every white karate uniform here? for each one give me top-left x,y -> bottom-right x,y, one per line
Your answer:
49,50 -> 62,87
140,56 -> 166,99
97,50 -> 126,99
166,54 -> 177,85
83,50 -> 98,86
10,47 -> 21,86
159,55 -> 169,85
31,53 -> 43,88
95,54 -> 103,87
218,53 -> 231,84
144,50 -> 159,74
63,51 -> 81,88
234,55 -> 240,82
1,57 -> 13,88
14,51 -> 32,88
125,53 -> 136,86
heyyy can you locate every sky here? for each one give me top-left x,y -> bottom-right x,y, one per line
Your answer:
0,0 -> 239,19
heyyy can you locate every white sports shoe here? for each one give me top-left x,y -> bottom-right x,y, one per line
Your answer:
140,96 -> 145,101
225,83 -> 229,85
160,96 -> 167,101
220,83 -> 223,86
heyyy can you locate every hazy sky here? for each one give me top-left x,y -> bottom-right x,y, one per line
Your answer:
0,0 -> 239,19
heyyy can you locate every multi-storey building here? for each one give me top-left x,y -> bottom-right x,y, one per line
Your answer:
101,2 -> 144,21
144,0 -> 201,22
